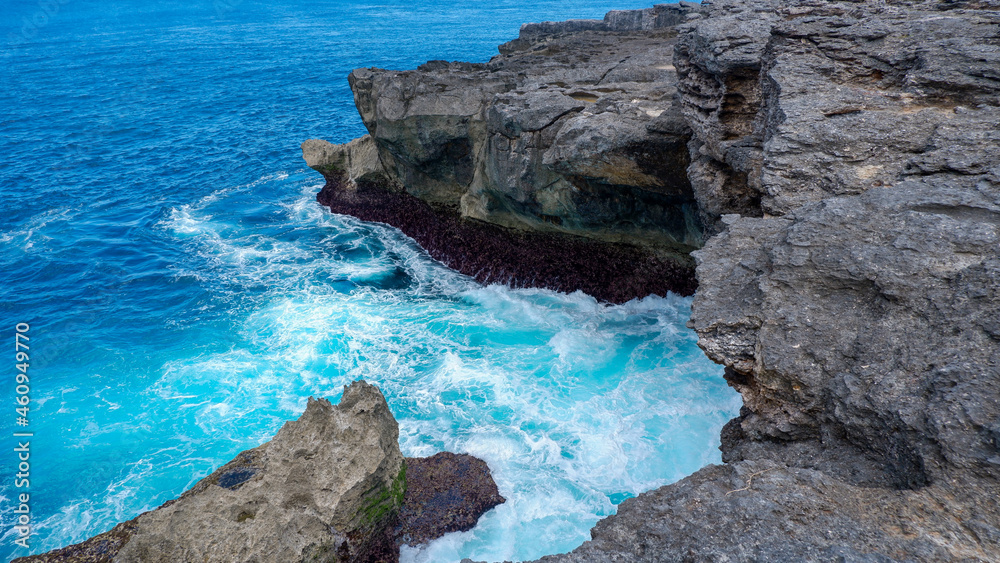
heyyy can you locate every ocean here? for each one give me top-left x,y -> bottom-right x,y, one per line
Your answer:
0,0 -> 740,560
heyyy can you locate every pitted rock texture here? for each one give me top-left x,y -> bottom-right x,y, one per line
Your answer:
535,460 -> 1000,563
683,0 -> 1000,488
18,382 -> 506,563
695,183 -> 1000,490
17,382 -> 407,563
675,0 -> 1000,234
18,381 -> 405,563
397,452 -> 506,547
116,383 -> 407,563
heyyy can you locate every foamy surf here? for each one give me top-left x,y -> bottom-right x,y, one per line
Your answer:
101,183 -> 741,561
2,2 -> 724,559
3,180 -> 739,561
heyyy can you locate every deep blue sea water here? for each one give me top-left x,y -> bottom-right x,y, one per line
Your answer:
0,1 -> 740,560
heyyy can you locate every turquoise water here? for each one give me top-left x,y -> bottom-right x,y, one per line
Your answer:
0,0 -> 740,561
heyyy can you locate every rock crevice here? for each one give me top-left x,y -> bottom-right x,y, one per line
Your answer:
306,1 -> 1000,561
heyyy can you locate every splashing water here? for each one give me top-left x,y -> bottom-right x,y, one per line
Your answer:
0,1 -> 741,561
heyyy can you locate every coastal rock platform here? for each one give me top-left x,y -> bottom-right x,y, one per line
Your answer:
309,1 -> 1000,561
303,3 -> 705,302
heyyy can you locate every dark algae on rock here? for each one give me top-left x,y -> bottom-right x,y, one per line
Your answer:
308,169 -> 698,302
16,381 -> 504,563
303,3 -> 705,303
397,452 -> 506,547
305,1 -> 1000,562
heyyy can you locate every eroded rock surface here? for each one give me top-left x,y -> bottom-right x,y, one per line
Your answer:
303,3 -> 706,302
18,382 -> 504,563
18,381 -> 404,563
684,0 -> 1000,492
537,0 -> 1000,561
536,460 -> 1000,563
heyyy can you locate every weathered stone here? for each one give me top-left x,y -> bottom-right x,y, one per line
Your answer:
18,382 -> 507,563
694,180 -> 1000,486
535,460 -> 1000,563
304,5 -> 709,302
674,0 -> 1000,232
18,381 -> 406,563
302,136 -> 389,192
345,26 -> 703,250
397,452 -> 505,547
501,4 -> 692,53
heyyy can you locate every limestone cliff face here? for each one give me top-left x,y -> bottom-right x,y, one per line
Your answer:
345,30 -> 698,250
684,0 -> 1000,495
306,1 -> 1000,561
303,3 -> 704,302
543,1 -> 1000,561
338,3 -> 701,250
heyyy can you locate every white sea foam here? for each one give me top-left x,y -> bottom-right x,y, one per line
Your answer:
0,207 -> 78,252
31,180 -> 739,562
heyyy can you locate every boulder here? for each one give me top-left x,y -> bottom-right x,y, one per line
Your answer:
397,452 -> 505,547
18,382 -> 505,563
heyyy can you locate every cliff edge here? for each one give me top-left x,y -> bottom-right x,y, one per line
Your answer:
303,3 -> 703,302
306,1 -> 1000,561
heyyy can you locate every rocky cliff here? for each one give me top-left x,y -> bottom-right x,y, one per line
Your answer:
17,381 -> 504,563
303,3 -> 704,302
306,1 -> 1000,561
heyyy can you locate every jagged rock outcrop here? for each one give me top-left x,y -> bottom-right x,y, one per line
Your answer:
303,3 -> 707,302
301,2 -> 1000,562
18,382 -> 504,563
683,0 -> 1000,491
536,1 -> 1000,561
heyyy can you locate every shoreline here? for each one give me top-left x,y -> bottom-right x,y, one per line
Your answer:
19,0 -> 1000,560
317,174 -> 698,303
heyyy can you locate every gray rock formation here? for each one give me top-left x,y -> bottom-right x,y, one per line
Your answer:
18,382 -> 504,563
304,1 -> 1000,562
324,10 -> 704,250
674,0 -> 1000,234
303,3 -> 709,302
18,381 -> 406,563
539,1 -> 1000,561
533,460 -> 1000,562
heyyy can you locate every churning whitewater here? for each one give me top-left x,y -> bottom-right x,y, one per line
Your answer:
0,1 -> 740,560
